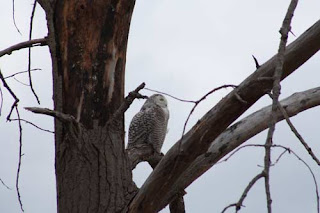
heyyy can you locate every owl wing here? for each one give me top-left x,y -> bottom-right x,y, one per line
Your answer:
127,105 -> 156,149
127,105 -> 167,153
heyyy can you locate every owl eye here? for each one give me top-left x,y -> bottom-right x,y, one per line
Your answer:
159,98 -> 165,101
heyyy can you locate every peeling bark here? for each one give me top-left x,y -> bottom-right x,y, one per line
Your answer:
38,0 -> 137,212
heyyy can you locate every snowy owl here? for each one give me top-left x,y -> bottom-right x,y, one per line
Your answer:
127,94 -> 169,153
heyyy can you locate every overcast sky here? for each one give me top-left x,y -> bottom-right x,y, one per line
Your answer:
1,0 -> 320,212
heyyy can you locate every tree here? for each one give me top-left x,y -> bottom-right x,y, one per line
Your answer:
1,0 -> 320,212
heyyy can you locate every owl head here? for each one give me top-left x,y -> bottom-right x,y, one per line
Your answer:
148,94 -> 168,108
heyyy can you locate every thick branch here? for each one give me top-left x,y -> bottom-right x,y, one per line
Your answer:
0,38 -> 47,57
162,87 -> 320,208
129,18 -> 320,212
24,107 -> 75,123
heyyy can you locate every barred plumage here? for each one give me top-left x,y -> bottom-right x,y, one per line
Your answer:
127,94 -> 169,153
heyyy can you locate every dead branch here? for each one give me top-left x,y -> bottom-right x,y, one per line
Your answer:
222,172 -> 265,213
0,38 -> 47,57
0,69 -> 19,120
12,0 -> 21,34
277,102 -> 320,165
10,118 -> 54,133
146,86 -> 320,212
13,77 -> 29,86
181,84 -> 237,136
0,178 -> 11,190
167,87 -> 320,209
264,1 -> 298,211
27,0 -> 40,104
4,68 -> 41,79
24,107 -> 76,123
222,143 -> 318,213
15,107 -> 24,212
109,82 -> 147,125
273,145 -> 319,213
129,16 -> 320,212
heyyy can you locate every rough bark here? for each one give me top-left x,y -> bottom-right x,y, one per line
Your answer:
38,0 -> 137,212
129,19 -> 320,212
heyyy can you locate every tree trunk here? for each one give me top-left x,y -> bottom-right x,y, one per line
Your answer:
39,0 -> 137,212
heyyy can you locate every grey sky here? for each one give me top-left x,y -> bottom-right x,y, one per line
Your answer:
1,0 -> 320,212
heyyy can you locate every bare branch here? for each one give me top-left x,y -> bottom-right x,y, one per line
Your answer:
15,107 -> 24,212
10,118 -> 54,134
277,102 -> 320,165
145,87 -> 197,103
0,69 -> 19,120
222,172 -> 264,213
0,178 -> 12,190
264,1 -> 298,211
13,77 -> 29,86
12,0 -> 22,35
152,87 -> 320,211
273,145 -> 319,213
4,68 -> 42,79
109,82 -> 147,125
222,143 -> 318,213
27,0 -> 40,104
24,107 -> 76,123
129,17 -> 320,212
0,38 -> 47,57
181,84 -> 237,136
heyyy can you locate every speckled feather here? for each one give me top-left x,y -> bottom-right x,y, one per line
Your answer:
127,94 -> 169,153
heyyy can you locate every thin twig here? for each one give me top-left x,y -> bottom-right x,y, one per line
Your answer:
4,68 -> 41,79
221,172 -> 265,213
10,118 -> 54,133
28,0 -> 40,104
146,85 -> 238,136
13,77 -> 30,86
273,145 -> 319,213
222,144 -> 318,213
277,102 -> 320,165
182,84 -> 237,136
15,107 -> 24,212
217,144 -> 264,165
12,0 -> 22,35
0,38 -> 47,58
0,178 -> 12,190
270,148 -> 289,167
144,87 -> 196,103
0,69 -> 19,120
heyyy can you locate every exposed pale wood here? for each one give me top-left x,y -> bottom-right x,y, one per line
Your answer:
163,87 -> 320,208
41,0 -> 138,212
129,18 -> 320,212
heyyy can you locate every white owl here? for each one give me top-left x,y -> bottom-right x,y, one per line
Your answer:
127,94 -> 169,153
